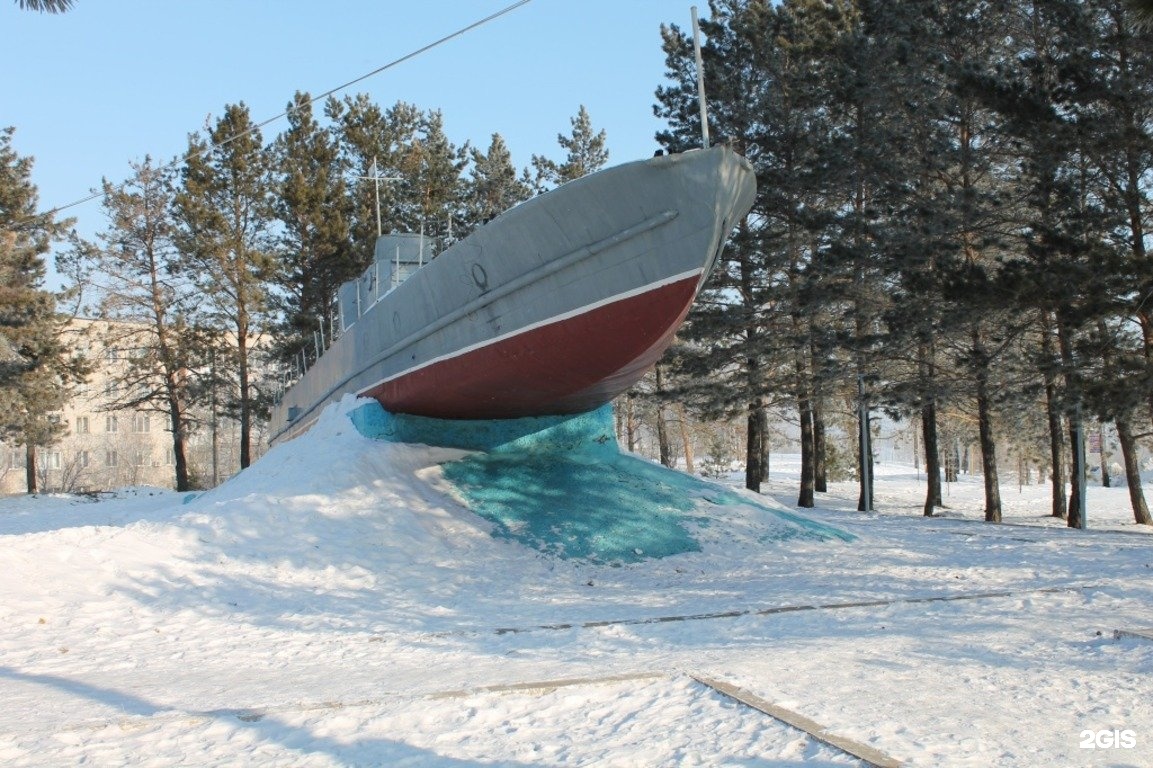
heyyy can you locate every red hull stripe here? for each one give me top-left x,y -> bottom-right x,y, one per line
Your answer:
362,272 -> 702,419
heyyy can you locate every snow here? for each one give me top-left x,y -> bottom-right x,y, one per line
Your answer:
1,395 -> 1151,767
354,402 -> 848,563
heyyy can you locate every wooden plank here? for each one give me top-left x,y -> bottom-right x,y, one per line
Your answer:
691,674 -> 902,768
427,671 -> 665,700
1114,627 -> 1153,643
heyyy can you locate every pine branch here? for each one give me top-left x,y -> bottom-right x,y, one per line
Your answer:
15,0 -> 74,12
1126,0 -> 1153,30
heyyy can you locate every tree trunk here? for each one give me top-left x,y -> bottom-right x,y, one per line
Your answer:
856,379 -> 873,512
795,343 -> 814,506
1067,416 -> 1085,529
24,443 -> 37,494
856,433 -> 874,512
1140,309 -> 1153,432
921,400 -> 943,516
944,435 -> 959,483
1041,311 -> 1067,519
238,338 -> 252,470
798,397 -> 815,508
1098,425 -> 1110,488
918,339 -> 942,515
973,327 -> 1002,522
1117,417 -> 1152,525
1058,323 -> 1084,528
675,404 -> 695,475
655,365 -> 674,468
759,416 -> 770,484
809,341 -> 828,493
975,388 -> 1002,523
745,397 -> 766,493
167,379 -> 190,492
656,408 -> 673,468
1045,395 -> 1068,519
813,400 -> 828,493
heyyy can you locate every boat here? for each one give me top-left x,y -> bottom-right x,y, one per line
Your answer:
269,144 -> 757,444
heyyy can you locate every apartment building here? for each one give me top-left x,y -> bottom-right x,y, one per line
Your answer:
0,318 -> 256,495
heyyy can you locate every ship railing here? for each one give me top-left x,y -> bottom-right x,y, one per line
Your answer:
277,233 -> 439,406
272,307 -> 343,406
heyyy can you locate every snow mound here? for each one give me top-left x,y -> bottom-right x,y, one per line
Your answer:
350,401 -> 851,563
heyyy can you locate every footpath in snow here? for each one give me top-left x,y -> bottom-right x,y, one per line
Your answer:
0,396 -> 1150,766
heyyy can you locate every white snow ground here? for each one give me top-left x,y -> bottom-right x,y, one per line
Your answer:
1,397 -> 1151,767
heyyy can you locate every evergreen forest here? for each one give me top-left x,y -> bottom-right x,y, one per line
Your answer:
2,0 -> 1153,531
658,0 -> 1153,528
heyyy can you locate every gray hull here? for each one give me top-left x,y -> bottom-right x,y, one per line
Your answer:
270,145 -> 756,443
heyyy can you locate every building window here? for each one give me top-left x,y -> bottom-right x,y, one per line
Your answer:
132,413 -> 150,433
40,451 -> 60,470
9,450 -> 21,470
134,451 -> 148,467
77,450 -> 89,468
106,415 -> 118,433
105,450 -> 118,467
76,416 -> 89,434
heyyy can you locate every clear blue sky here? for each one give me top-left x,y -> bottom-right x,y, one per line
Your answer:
2,0 -> 699,247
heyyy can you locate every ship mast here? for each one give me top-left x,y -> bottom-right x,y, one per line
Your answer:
357,156 -> 403,237
691,5 -> 710,148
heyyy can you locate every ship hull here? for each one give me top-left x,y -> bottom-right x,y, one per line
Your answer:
365,270 -> 700,419
270,145 -> 756,443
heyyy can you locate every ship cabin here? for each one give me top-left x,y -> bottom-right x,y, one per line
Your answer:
338,232 -> 435,332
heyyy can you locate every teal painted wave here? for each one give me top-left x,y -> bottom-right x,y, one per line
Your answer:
350,402 -> 851,563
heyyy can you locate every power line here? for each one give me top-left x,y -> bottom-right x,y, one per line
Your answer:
37,0 -> 534,221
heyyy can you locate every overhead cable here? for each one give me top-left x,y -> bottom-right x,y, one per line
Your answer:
36,0 -> 534,221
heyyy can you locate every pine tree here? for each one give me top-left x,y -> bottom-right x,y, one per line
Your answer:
464,133 -> 531,233
531,106 -> 609,190
328,98 -> 469,249
644,0 -> 1153,524
770,0 -> 850,506
172,103 -> 274,470
809,0 -> 928,512
655,0 -> 778,494
70,157 -> 205,492
1069,0 -> 1153,525
983,0 -> 1113,527
895,5 -> 1000,517
399,109 -> 468,239
271,92 -> 355,369
0,127 -> 83,492
1088,317 -> 1152,524
327,96 -> 423,263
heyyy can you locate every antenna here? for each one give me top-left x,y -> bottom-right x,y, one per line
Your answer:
691,6 -> 710,148
355,156 -> 403,237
